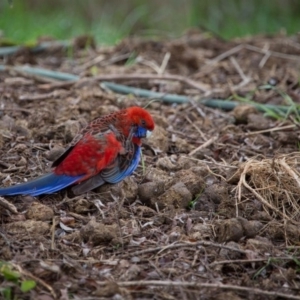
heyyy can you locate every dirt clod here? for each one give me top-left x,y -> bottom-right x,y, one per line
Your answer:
219,241 -> 243,260
246,113 -> 271,130
172,169 -> 205,197
237,217 -> 263,238
215,218 -> 244,242
138,181 -> 165,203
232,105 -> 258,124
156,156 -> 178,172
25,202 -> 54,221
245,236 -> 274,254
155,182 -> 192,209
121,176 -> 138,203
147,125 -> 169,152
80,218 -> 120,246
4,220 -> 50,235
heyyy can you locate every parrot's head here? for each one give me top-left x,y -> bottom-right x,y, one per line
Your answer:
126,106 -> 155,139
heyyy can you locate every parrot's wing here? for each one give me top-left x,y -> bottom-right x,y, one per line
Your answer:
52,127 -> 116,168
71,143 -> 140,195
71,173 -> 105,195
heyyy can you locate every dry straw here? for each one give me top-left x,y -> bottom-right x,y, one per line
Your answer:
230,152 -> 300,223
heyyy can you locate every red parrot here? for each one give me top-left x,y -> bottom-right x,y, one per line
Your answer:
0,106 -> 155,196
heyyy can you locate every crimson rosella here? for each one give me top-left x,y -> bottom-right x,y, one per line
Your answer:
0,106 -> 154,196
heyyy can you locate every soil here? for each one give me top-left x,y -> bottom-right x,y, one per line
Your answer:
1,30 -> 300,299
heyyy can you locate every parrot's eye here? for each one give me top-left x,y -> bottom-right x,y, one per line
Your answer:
141,119 -> 146,126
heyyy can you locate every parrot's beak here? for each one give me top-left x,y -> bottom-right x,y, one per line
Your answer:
146,130 -> 152,138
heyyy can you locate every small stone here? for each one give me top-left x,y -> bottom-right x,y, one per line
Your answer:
190,223 -> 212,240
0,115 -> 15,130
130,256 -> 141,263
135,205 -> 157,218
72,198 -> 94,214
14,143 -> 27,152
156,156 -> 178,171
44,146 -> 65,162
232,105 -> 257,124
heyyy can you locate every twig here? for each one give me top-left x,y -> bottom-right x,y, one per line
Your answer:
51,216 -> 58,250
209,44 -> 244,63
0,107 -> 32,114
121,241 -> 246,257
19,91 -> 64,101
184,115 -> 206,140
209,43 -> 300,63
230,56 -> 249,82
242,124 -> 296,136
182,155 -> 238,169
279,157 -> 300,190
76,53 -> 131,72
188,135 -> 219,156
209,256 -> 294,267
159,52 -> 171,75
13,263 -> 57,299
95,280 -> 300,300
259,51 -> 271,68
205,164 -> 227,181
136,56 -> 162,74
0,196 -> 18,214
244,44 -> 300,61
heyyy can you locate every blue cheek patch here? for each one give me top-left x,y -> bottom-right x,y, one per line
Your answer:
135,126 -> 148,138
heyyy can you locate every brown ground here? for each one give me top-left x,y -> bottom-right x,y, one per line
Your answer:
1,30 -> 300,299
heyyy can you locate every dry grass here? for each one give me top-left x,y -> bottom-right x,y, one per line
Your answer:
232,153 -> 300,223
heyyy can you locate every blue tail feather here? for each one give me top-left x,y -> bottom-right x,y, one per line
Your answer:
0,173 -> 84,196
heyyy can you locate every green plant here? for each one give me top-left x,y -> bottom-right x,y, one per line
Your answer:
0,261 -> 36,300
232,85 -> 300,121
1,0 -> 300,45
253,257 -> 279,279
188,190 -> 204,210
